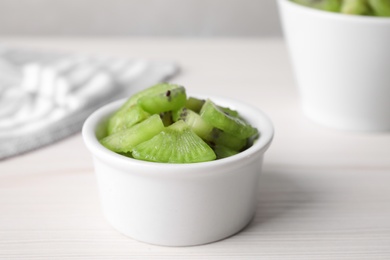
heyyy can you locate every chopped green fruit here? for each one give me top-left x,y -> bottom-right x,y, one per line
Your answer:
185,96 -> 240,117
341,0 -> 371,15
210,144 -> 239,159
138,86 -> 187,114
132,120 -> 216,163
368,0 -> 390,16
99,83 -> 259,162
291,0 -> 390,16
185,97 -> 205,113
200,99 -> 257,140
160,111 -> 174,127
218,106 -> 239,118
292,0 -> 342,12
209,128 -> 247,151
100,114 -> 164,153
175,108 -> 248,150
107,105 -> 150,135
118,152 -> 134,158
116,83 -> 182,114
174,107 -> 214,140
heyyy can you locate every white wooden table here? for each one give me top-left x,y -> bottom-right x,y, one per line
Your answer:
1,38 -> 390,259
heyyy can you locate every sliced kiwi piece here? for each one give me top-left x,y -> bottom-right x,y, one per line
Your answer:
118,152 -> 134,158
132,120 -> 216,163
341,0 -> 371,15
218,106 -> 239,118
100,114 -> 164,153
208,128 -> 247,151
115,83 -> 182,115
174,107 -> 247,150
185,97 -> 205,113
292,0 -> 342,12
368,0 -> 390,16
107,105 -> 150,135
173,107 -> 214,140
160,111 -> 173,127
210,143 -> 239,160
200,99 -> 257,140
138,86 -> 187,114
185,96 -> 239,117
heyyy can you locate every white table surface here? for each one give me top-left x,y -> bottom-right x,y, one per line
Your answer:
1,37 -> 390,259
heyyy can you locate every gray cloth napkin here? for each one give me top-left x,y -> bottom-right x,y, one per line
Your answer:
0,47 -> 179,160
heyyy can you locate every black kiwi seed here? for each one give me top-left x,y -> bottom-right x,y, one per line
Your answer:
166,90 -> 172,101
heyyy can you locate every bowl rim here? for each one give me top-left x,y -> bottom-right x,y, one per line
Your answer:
278,0 -> 390,23
82,94 -> 274,172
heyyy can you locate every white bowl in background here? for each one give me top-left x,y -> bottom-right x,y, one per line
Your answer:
82,95 -> 274,246
278,0 -> 390,131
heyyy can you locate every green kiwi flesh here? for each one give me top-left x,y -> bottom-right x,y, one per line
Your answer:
100,114 -> 164,153
138,86 -> 187,114
174,107 -> 247,151
116,83 -> 181,114
210,144 -> 239,159
208,128 -> 247,151
200,99 -> 257,140
185,96 -> 239,117
185,97 -> 205,113
99,84 -> 259,163
107,105 -> 150,135
218,106 -> 239,118
132,120 -> 216,163
160,111 -> 174,126
173,107 -> 213,140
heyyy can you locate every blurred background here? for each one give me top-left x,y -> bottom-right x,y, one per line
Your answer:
0,0 -> 281,37
0,0 -> 283,160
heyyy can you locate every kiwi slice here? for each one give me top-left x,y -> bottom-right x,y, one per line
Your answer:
368,0 -> 390,16
218,106 -> 239,118
292,0 -> 342,12
341,0 -> 371,15
160,111 -> 174,127
174,107 -> 247,150
115,83 -> 182,115
173,107 -> 213,140
132,120 -> 216,163
107,105 -> 150,135
138,86 -> 187,114
185,96 -> 239,117
210,144 -> 239,159
185,97 -> 205,113
100,84 -> 259,162
100,114 -> 164,153
208,128 -> 247,151
118,152 -> 134,158
200,99 -> 257,140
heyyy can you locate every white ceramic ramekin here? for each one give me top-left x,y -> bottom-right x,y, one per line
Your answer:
278,0 -> 390,131
82,95 -> 274,246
